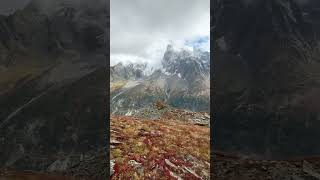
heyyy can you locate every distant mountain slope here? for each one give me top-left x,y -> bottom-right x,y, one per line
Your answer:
110,63 -> 146,82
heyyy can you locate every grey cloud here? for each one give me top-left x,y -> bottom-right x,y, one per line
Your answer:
111,0 -> 210,67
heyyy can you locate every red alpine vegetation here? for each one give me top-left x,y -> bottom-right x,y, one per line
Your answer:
110,115 -> 210,179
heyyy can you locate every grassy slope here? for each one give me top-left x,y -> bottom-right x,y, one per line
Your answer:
110,81 -> 127,93
110,115 -> 210,179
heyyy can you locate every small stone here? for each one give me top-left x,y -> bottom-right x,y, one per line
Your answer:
184,167 -> 201,179
128,160 -> 144,175
261,165 -> 267,171
110,139 -> 122,145
110,160 -> 115,176
169,170 -> 183,180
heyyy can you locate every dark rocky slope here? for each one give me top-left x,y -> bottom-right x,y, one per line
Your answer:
0,0 -> 108,177
213,0 -> 320,158
213,152 -> 320,180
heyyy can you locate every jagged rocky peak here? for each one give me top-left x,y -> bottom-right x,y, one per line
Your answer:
26,0 -> 107,15
0,0 -> 107,56
162,44 -> 210,81
110,62 -> 147,81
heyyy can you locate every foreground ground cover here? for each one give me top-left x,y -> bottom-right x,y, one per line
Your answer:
110,115 -> 210,179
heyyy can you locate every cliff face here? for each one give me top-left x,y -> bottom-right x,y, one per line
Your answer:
213,0 -> 320,158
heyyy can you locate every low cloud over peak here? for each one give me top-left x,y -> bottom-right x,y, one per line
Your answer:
110,0 -> 210,68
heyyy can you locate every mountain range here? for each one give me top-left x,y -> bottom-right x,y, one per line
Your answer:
110,45 -> 210,115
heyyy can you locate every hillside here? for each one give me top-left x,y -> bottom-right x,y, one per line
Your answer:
110,114 -> 210,179
213,0 -> 320,158
0,0 -> 108,175
213,152 -> 320,180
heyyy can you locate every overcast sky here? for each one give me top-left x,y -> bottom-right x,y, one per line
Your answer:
110,0 -> 210,67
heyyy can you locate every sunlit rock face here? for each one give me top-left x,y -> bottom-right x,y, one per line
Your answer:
213,0 -> 320,158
